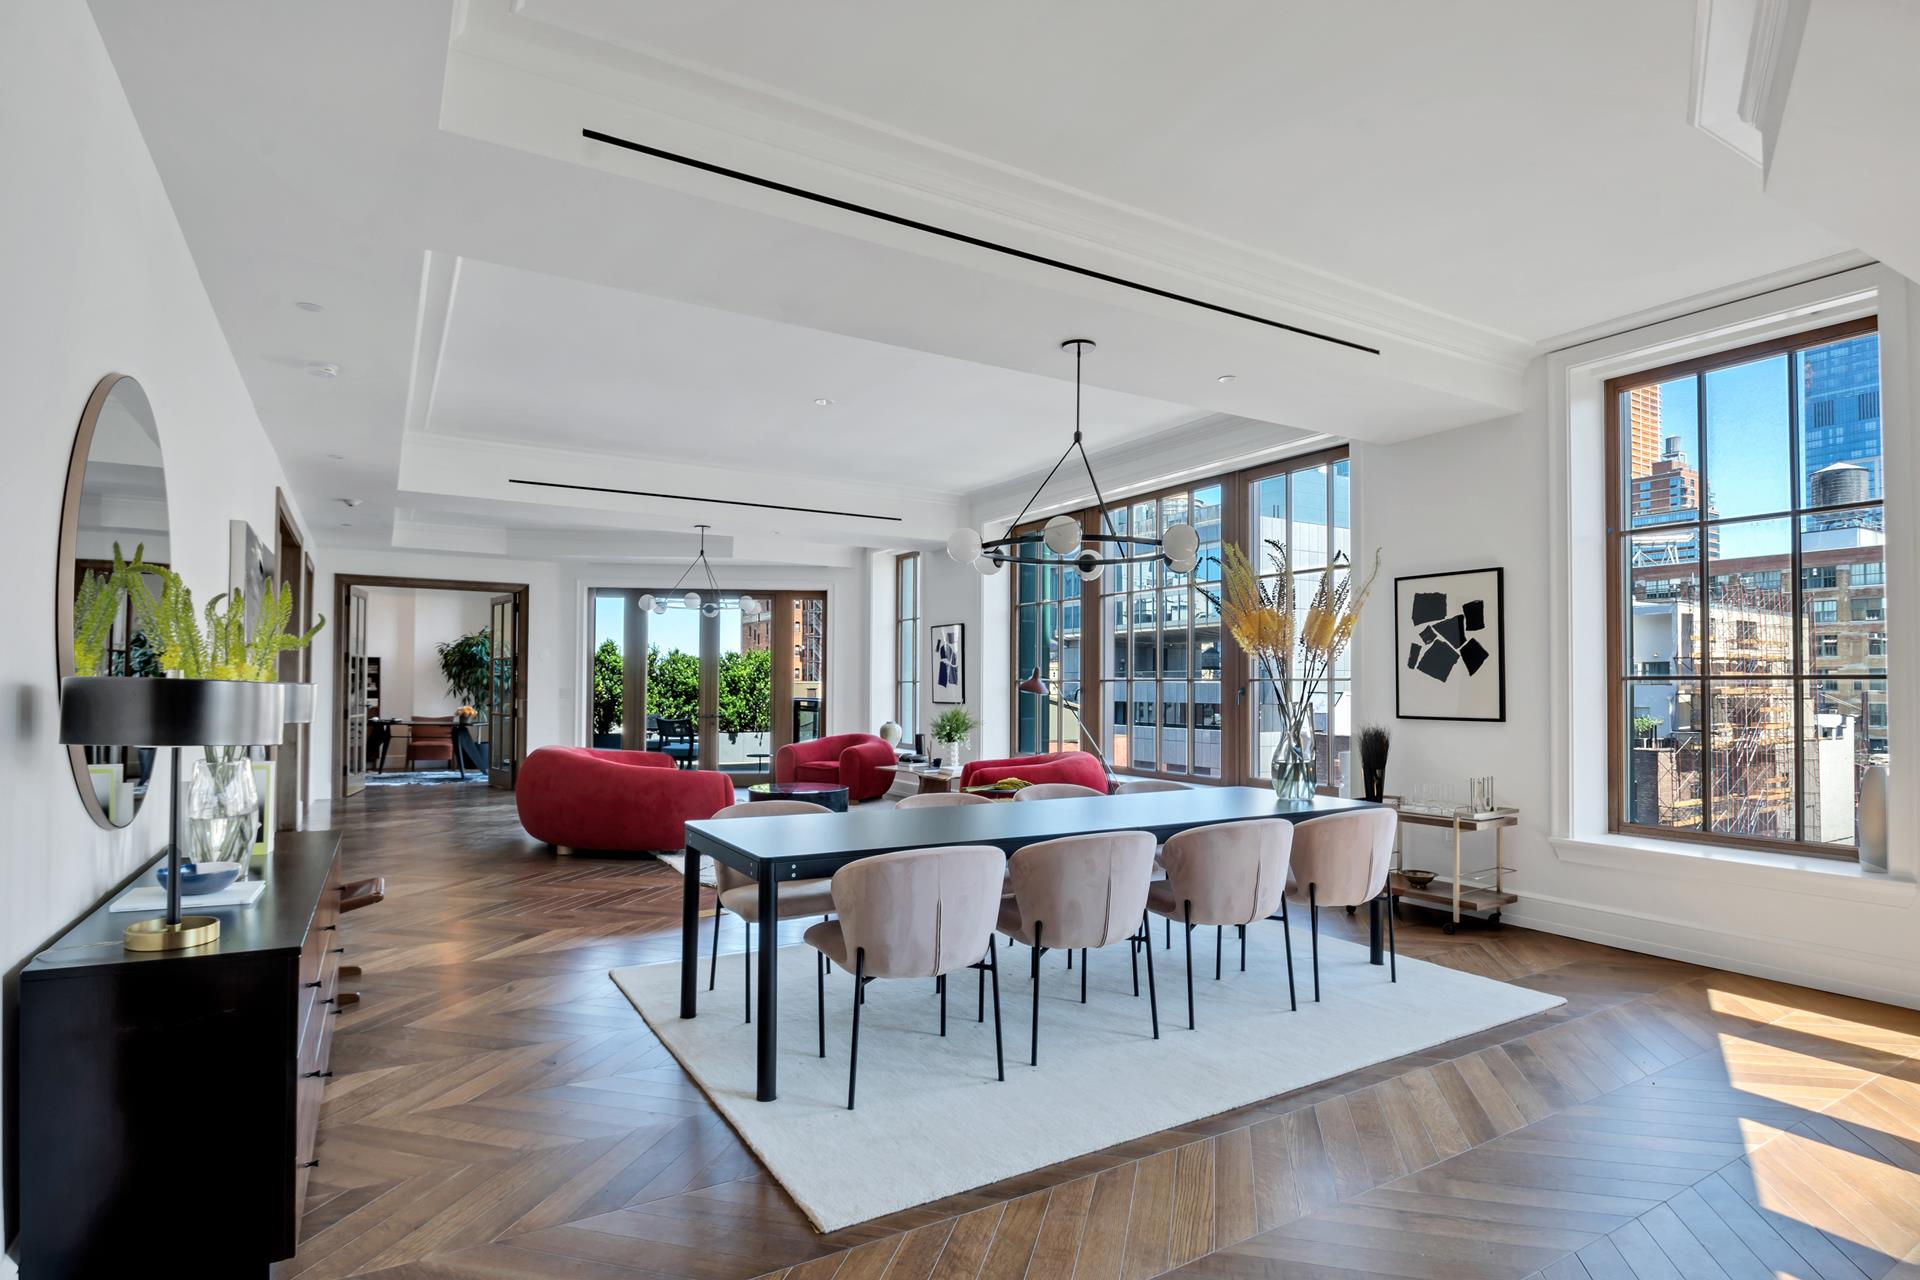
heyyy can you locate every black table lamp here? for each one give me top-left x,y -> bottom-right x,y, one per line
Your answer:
60,676 -> 285,951
1018,667 -> 1116,783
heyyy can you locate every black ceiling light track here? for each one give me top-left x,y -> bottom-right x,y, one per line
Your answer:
582,127 -> 1381,356
509,477 -> 903,523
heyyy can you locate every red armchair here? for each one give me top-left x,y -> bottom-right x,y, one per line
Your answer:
773,732 -> 895,803
517,747 -> 734,854
960,751 -> 1111,794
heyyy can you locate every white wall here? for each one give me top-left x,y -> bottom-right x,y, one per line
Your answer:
361,587 -> 493,720
0,3 -> 307,1264
1352,272 -> 1920,1010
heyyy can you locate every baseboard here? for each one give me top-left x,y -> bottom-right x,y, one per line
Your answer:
306,797 -> 334,829
1507,895 -> 1920,1012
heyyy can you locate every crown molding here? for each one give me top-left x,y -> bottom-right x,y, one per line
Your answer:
448,1 -> 1535,375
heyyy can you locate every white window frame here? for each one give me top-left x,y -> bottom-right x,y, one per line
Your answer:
1547,264 -> 1917,895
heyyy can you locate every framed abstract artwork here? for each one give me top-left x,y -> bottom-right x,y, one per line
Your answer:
1394,568 -> 1505,722
930,622 -> 966,705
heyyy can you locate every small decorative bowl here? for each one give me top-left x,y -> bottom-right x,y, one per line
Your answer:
155,861 -> 243,897
1399,868 -> 1437,890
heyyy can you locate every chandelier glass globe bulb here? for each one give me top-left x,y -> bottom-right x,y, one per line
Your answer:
974,554 -> 1003,577
946,528 -> 983,564
1075,550 -> 1103,582
1162,522 -> 1200,574
737,594 -> 758,614
1042,514 -> 1082,556
683,591 -> 702,610
652,599 -> 668,615
636,593 -> 655,612
701,602 -> 719,618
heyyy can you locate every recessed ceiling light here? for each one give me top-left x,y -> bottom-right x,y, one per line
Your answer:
326,453 -> 344,460
294,300 -> 325,312
306,362 -> 340,378
813,397 -> 832,407
340,497 -> 363,508
1216,374 -> 1237,384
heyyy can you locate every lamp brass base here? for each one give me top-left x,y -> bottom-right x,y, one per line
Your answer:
124,915 -> 221,952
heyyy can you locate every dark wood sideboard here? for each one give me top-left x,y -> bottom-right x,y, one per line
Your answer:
15,830 -> 344,1278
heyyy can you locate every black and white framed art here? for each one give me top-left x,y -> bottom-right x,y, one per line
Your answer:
930,622 -> 966,704
1394,568 -> 1505,722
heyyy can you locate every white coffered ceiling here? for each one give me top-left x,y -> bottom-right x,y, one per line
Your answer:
85,0 -> 1852,560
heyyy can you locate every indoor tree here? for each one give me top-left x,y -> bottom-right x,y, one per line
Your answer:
436,629 -> 491,714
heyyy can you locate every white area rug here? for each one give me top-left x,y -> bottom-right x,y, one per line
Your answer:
609,920 -> 1563,1232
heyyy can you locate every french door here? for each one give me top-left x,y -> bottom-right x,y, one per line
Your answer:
588,589 -> 826,783
488,592 -> 523,789
342,585 -> 370,796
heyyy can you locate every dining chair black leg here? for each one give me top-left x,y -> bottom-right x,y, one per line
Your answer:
1386,890 -> 1398,982
940,972 -> 948,1036
847,949 -> 865,1110
743,920 -> 752,1024
1165,916 -> 1171,950
1308,884 -> 1320,1003
1239,923 -> 1247,972
1183,901 -> 1195,1030
1131,932 -> 1140,997
708,907 -> 721,992
1066,948 -> 1073,971
1215,925 -> 1223,981
1142,910 -> 1159,1040
822,915 -> 831,973
978,960 -> 985,1023
1080,949 -> 1088,1003
815,949 -> 826,1058
1281,896 -> 1297,1012
1030,921 -> 1044,1066
989,938 -> 1004,1082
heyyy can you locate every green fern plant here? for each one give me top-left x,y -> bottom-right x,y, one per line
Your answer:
122,557 -> 324,680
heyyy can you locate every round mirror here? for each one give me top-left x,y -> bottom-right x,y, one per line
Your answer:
58,374 -> 170,829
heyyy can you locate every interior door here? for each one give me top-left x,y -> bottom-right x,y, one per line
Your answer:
488,592 -> 520,789
343,585 -> 370,796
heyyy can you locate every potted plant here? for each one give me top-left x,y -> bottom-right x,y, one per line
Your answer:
437,630 -> 491,719
931,707 -> 978,769
112,546 -> 325,866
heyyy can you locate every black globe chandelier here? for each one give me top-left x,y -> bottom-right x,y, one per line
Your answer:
947,340 -> 1199,579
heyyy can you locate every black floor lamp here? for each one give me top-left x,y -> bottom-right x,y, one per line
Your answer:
60,676 -> 285,951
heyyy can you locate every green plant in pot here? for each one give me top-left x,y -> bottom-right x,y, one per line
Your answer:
437,629 -> 491,717
115,555 -> 325,867
931,707 -> 978,769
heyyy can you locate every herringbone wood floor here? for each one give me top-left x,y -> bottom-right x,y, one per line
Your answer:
291,781 -> 1920,1280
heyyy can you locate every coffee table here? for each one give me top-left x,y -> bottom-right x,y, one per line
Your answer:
880,763 -> 962,794
745,780 -> 849,813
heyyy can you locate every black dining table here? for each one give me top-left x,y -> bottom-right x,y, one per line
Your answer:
681,786 -> 1380,1101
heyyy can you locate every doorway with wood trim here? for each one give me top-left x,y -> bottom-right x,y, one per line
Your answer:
334,573 -> 529,799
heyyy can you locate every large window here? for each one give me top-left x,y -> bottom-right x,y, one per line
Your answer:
1607,320 -> 1886,855
894,553 -> 920,743
1011,447 -> 1349,787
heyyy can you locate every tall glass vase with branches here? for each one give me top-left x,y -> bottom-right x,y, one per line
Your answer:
1216,540 -> 1381,800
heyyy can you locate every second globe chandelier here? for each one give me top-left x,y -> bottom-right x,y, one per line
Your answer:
636,524 -> 758,617
946,340 -> 1199,579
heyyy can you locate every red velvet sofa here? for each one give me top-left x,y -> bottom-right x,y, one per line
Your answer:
960,751 -> 1111,794
773,732 -> 895,803
517,747 -> 734,854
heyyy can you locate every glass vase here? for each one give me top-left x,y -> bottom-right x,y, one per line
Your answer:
186,751 -> 258,868
1269,703 -> 1316,802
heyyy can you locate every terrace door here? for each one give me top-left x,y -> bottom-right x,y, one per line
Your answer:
488,592 -> 521,789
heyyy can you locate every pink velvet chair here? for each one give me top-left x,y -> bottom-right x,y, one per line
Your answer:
1286,809 -> 1400,999
894,791 -> 992,809
999,831 -> 1159,1061
773,733 -> 895,803
1011,782 -> 1106,802
708,800 -> 833,1022
804,845 -> 1008,1108
1148,819 -> 1296,1028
